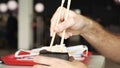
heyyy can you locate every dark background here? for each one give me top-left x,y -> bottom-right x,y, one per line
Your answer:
0,0 -> 120,52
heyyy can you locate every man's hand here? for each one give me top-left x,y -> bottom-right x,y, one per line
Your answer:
33,56 -> 87,68
50,7 -> 91,39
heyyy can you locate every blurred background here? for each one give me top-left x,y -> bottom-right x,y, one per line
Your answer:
0,0 -> 120,68
0,0 -> 120,50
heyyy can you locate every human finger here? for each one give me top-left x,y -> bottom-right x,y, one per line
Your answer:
71,60 -> 88,68
54,17 -> 75,33
33,56 -> 62,65
33,65 -> 49,68
50,7 -> 66,37
57,31 -> 72,39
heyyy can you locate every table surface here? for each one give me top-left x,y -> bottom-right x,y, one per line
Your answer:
0,55 -> 105,68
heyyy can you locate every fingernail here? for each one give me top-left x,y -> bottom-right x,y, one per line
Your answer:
64,34 -> 69,39
65,37 -> 67,39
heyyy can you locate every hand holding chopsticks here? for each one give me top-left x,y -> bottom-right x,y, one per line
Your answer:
49,0 -> 71,51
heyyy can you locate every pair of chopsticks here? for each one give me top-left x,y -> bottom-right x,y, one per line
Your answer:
49,0 -> 71,52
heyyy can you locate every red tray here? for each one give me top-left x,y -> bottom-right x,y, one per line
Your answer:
1,52 -> 92,66
1,54 -> 36,66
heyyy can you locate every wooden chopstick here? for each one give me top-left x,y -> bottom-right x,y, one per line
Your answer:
60,0 -> 71,52
49,0 -> 71,52
49,0 -> 65,51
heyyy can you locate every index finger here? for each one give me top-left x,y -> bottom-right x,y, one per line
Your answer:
50,7 -> 66,36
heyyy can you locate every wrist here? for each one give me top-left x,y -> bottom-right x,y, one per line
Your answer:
79,16 -> 93,35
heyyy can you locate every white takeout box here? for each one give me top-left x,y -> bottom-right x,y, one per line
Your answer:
15,44 -> 88,60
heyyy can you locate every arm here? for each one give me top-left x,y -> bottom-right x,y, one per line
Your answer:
80,18 -> 120,63
50,7 -> 120,63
